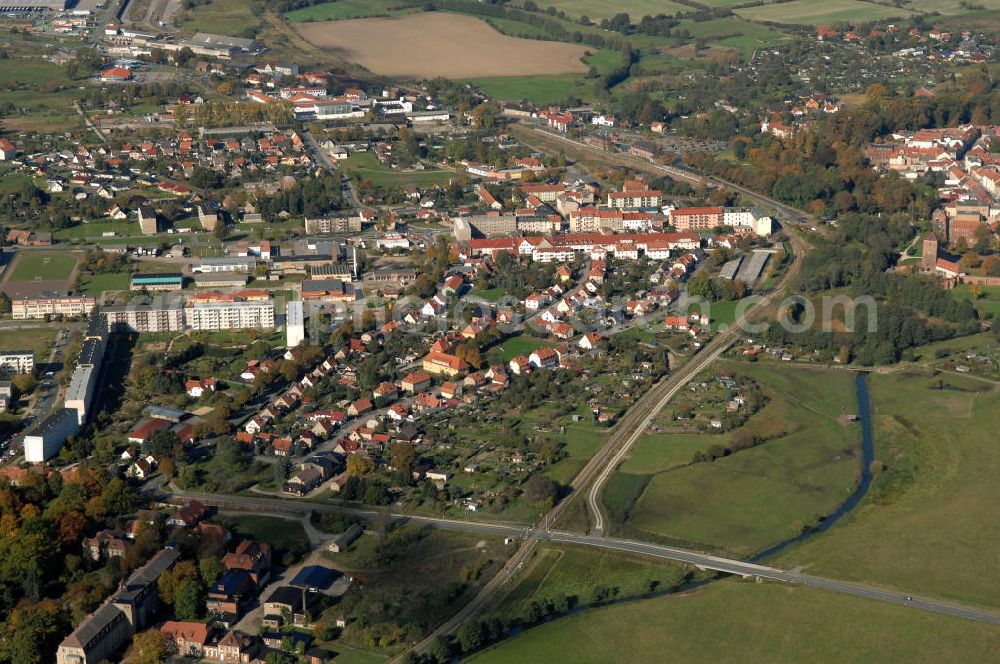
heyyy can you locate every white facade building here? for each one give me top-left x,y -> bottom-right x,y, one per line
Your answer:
286,300 -> 305,347
185,301 -> 275,331
25,408 -> 80,463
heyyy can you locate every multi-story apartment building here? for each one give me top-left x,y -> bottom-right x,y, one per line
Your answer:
103,299 -> 186,333
607,190 -> 662,209
303,216 -> 362,234
185,300 -> 275,331
11,295 -> 95,319
669,206 -> 725,231
0,350 -> 34,375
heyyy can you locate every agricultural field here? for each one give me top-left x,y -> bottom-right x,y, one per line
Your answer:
466,75 -> 582,106
681,16 -> 792,56
902,0 -> 1000,13
294,13 -> 590,79
173,0 -> 260,36
0,59 -> 82,132
285,0 -> 418,22
530,0 -> 690,20
609,364 -> 862,556
775,371 -> 1000,610
736,0 -> 914,25
469,579 -> 1000,663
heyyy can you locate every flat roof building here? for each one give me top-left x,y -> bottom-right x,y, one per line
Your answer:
130,273 -> 184,292
24,408 -> 80,463
286,300 -> 305,348
185,300 -> 275,331
12,295 -> 95,320
103,297 -> 186,333
0,350 -> 33,376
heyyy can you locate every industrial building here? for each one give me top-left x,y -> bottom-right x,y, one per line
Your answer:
0,0 -> 68,11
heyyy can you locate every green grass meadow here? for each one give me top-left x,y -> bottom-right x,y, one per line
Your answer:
341,152 -> 453,187
776,371 -> 1000,610
610,364 -> 862,556
469,579 -> 1000,663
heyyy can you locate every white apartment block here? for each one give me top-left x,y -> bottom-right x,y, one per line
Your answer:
722,208 -> 774,236
0,350 -> 34,375
185,301 -> 275,331
103,305 -> 186,333
12,295 -> 96,319
286,300 -> 305,347
607,191 -> 662,209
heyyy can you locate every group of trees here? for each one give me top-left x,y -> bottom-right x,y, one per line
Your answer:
779,212 -> 981,364
0,466 -> 150,663
690,70 -> 1000,218
687,274 -> 748,302
256,171 -> 346,219
476,252 -> 561,300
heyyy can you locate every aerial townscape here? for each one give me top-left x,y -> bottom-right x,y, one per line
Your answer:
1,0 -> 1000,662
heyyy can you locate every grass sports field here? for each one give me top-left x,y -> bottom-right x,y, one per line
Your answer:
2,250 -> 79,298
295,13 -> 589,79
776,371 -> 1000,610
609,364 -> 861,556
8,251 -> 77,282
736,0 -> 914,25
469,579 -> 1000,663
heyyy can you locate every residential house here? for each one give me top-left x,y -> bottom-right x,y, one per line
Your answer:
161,621 -> 210,658
202,630 -> 258,663
82,529 -> 129,562
529,348 -> 560,369
222,540 -> 272,586
401,371 -> 432,393
167,500 -> 208,528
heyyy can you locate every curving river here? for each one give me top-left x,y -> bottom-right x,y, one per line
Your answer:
752,371 -> 875,562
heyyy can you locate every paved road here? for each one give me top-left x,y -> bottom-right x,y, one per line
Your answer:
390,130 -> 816,657
585,233 -> 806,533
163,489 -> 1000,626
303,129 -> 365,213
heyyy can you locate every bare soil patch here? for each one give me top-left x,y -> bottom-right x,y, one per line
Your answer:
295,12 -> 590,79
